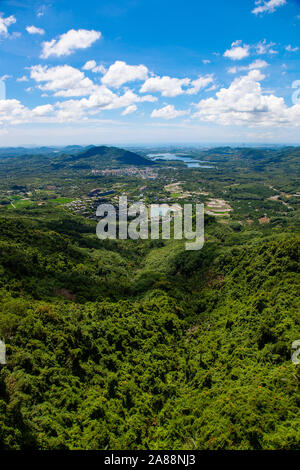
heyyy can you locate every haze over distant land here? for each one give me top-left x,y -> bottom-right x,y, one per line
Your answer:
1,0 -> 300,145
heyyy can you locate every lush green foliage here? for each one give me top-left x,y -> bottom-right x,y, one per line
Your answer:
0,146 -> 299,450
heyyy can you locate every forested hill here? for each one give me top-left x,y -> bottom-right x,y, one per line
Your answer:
71,145 -> 155,166
199,146 -> 300,175
0,209 -> 299,450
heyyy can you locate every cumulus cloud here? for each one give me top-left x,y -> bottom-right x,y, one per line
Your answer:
17,75 -> 29,82
252,0 -> 286,16
3,65 -> 300,128
105,90 -> 156,110
93,64 -> 106,73
41,29 -> 101,58
0,14 -> 16,36
1,56 -> 159,125
0,88 -> 152,125
0,99 -> 53,125
101,61 -> 148,88
286,45 -> 299,52
54,89 -> 155,122
228,59 -> 269,74
151,105 -> 189,120
193,69 -> 300,127
186,75 -> 214,95
26,25 -> 45,35
225,39 -> 277,60
30,64 -> 96,97
55,89 -> 117,121
140,76 -> 190,97
0,99 -> 28,125
28,63 -> 157,120
122,104 -> 137,115
224,40 -> 250,61
82,60 -> 96,70
139,95 -> 157,103
31,104 -> 54,116
82,60 -> 106,74
256,39 -> 277,55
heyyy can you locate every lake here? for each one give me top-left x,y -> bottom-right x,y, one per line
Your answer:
147,153 -> 214,169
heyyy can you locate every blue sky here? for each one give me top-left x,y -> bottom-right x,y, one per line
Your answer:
1,0 -> 300,145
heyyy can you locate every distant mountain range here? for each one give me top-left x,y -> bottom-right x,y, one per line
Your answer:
0,145 -> 154,165
0,145 -> 156,175
0,145 -> 299,175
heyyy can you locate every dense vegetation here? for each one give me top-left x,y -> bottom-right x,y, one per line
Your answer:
0,146 -> 299,450
73,146 -> 155,166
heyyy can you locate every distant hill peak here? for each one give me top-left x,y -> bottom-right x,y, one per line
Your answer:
73,145 -> 155,166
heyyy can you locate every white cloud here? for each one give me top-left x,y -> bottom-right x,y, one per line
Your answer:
30,64 -> 96,97
0,99 -> 28,125
224,40 -> 250,61
202,59 -> 211,64
228,67 -> 243,74
206,84 -> 217,92
0,59 -> 155,125
26,25 -> 45,35
17,75 -> 29,82
54,89 -> 156,122
223,39 -> 278,61
122,104 -> 137,115
55,89 -> 117,121
92,64 -> 106,74
82,60 -> 106,74
286,45 -> 299,52
101,61 -> 148,88
61,89 -> 154,116
186,75 -> 214,95
22,89 -> 134,123
140,76 -> 190,97
82,60 -> 96,70
248,59 -> 269,70
0,14 -> 16,36
151,105 -> 189,120
228,59 -> 269,74
256,39 -> 277,55
28,62 -> 157,122
32,104 -> 53,116
41,29 -> 101,58
37,5 -> 46,17
0,99 -> 53,125
252,0 -> 286,16
104,90 -> 156,110
193,69 -> 300,127
139,95 -> 158,103
102,90 -> 138,110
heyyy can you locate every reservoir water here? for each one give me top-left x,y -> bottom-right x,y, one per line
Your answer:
147,153 -> 214,169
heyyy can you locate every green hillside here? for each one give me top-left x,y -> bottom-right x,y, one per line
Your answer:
66,146 -> 156,167
0,208 -> 299,450
0,145 -> 299,450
